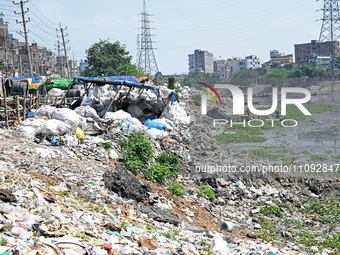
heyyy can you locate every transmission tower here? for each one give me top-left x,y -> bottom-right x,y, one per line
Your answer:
316,0 -> 340,76
137,0 -> 159,75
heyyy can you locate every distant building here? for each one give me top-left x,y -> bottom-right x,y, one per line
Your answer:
213,59 -> 232,79
188,49 -> 214,77
270,50 -> 285,62
245,55 -> 261,69
294,40 -> 340,64
225,56 -> 260,77
79,59 -> 89,72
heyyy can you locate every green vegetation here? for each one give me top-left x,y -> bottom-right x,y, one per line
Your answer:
0,237 -> 8,246
144,163 -> 173,183
265,68 -> 287,78
99,141 -> 113,149
260,205 -> 283,217
121,133 -> 182,183
215,104 -> 338,144
121,132 -> 154,164
257,197 -> 340,253
168,182 -> 187,196
309,154 -> 329,161
82,39 -> 147,77
168,77 -> 175,90
198,185 -> 215,200
118,221 -> 128,230
157,151 -> 182,174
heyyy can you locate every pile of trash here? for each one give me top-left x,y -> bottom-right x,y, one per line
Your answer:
0,83 -> 336,255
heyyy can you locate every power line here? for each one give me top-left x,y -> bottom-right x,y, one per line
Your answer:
29,10 -> 55,30
28,0 -> 59,26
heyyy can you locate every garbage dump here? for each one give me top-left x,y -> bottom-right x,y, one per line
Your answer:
0,78 -> 337,255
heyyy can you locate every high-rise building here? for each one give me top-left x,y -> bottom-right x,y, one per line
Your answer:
188,49 -> 214,77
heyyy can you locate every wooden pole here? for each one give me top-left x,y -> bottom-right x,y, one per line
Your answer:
28,94 -> 32,112
23,94 -> 27,121
35,90 -> 39,110
3,88 -> 8,129
16,95 -> 21,123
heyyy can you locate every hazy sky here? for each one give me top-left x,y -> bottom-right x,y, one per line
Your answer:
1,0 -> 323,75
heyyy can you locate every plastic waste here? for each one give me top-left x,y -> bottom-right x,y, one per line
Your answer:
144,119 -> 167,131
74,127 -> 85,140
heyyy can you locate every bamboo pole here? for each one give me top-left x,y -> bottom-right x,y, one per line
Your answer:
3,88 -> 8,129
23,94 -> 27,121
16,96 -> 21,123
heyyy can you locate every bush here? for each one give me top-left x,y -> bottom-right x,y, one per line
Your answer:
144,163 -> 173,183
157,151 -> 182,174
120,132 -> 154,164
198,185 -> 215,200
123,158 -> 144,175
168,182 -> 187,196
168,77 -> 175,89
175,89 -> 180,102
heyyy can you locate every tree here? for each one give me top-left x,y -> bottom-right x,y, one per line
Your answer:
231,69 -> 259,79
0,13 -> 6,25
168,77 -> 175,89
265,69 -> 287,78
81,39 -> 147,77
182,75 -> 191,87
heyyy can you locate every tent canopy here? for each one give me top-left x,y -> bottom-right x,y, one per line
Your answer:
77,77 -> 154,91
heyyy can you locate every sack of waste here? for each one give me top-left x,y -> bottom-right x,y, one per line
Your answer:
36,119 -> 71,136
144,128 -> 168,140
52,108 -> 83,131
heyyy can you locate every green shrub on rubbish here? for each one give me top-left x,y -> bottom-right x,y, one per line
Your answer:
157,151 -> 182,174
123,158 -> 144,175
120,132 -> 154,164
168,182 -> 187,196
198,185 -> 215,201
144,163 -> 173,183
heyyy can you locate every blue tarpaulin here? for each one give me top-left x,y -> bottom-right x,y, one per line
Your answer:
104,76 -> 138,83
77,77 -> 155,92
11,76 -> 40,83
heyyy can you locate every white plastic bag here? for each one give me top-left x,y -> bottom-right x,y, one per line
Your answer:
36,119 -> 71,136
210,235 -> 231,255
104,110 -> 132,121
47,88 -> 65,97
16,126 -> 37,138
52,108 -> 83,131
144,128 -> 168,140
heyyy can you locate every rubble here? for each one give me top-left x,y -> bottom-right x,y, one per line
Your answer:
0,79 -> 337,255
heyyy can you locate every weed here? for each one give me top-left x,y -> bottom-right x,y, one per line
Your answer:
144,163 -> 173,183
260,205 -> 283,217
4,222 -> 13,232
118,221 -> 128,230
99,141 -> 113,149
198,185 -> 215,201
123,159 -> 145,175
164,231 -> 172,239
94,205 -> 100,212
168,182 -> 187,196
309,154 -> 328,161
152,234 -> 158,241
0,237 -> 8,246
183,237 -> 189,242
157,151 -> 182,174
53,191 -> 69,197
173,230 -> 180,236
146,225 -> 156,233
33,231 -> 40,238
120,132 -> 154,164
